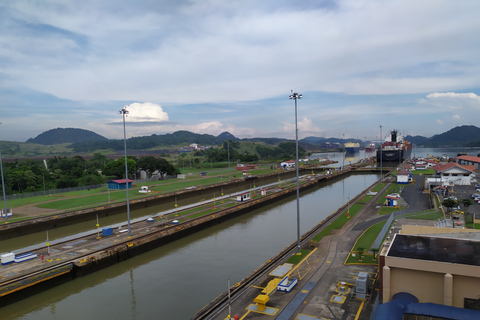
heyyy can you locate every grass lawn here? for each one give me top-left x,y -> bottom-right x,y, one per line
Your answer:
377,206 -> 404,215
286,249 -> 310,264
345,220 -> 386,265
353,221 -> 386,249
376,184 -> 403,204
371,183 -> 386,193
404,210 -> 443,220
357,195 -> 373,204
411,169 -> 435,175
345,253 -> 378,265
312,204 -> 362,242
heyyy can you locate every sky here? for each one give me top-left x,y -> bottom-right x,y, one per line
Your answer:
1,0 -> 480,143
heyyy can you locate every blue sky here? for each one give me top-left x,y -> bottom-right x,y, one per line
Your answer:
1,0 -> 480,142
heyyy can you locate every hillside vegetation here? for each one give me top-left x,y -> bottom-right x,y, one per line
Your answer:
26,128 -> 107,145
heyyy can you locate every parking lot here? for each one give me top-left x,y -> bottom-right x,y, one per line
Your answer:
447,185 -> 480,217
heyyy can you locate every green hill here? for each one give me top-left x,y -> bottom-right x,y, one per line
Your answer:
27,128 -> 108,145
425,125 -> 480,147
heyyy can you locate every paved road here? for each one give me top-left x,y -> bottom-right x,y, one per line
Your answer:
399,175 -> 431,213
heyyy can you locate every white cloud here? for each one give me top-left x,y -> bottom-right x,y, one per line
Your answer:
436,119 -> 443,125
453,115 -> 460,120
123,102 -> 169,123
423,92 -> 480,105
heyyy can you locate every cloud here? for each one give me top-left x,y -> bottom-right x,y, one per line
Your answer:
421,92 -> 480,109
436,119 -> 443,125
282,117 -> 323,139
453,115 -> 460,120
108,102 -> 169,125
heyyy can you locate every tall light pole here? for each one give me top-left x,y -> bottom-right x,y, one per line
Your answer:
380,125 -> 383,181
228,140 -> 230,180
0,123 -> 7,222
119,106 -> 131,237
0,148 -> 7,223
289,91 -> 302,254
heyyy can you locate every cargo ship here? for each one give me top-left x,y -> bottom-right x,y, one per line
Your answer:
365,142 -> 376,152
377,130 -> 412,162
344,142 -> 360,153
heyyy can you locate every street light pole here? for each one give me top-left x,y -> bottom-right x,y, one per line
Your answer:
289,91 -> 302,254
380,125 -> 383,181
0,123 -> 7,222
119,106 -> 131,237
228,140 -> 230,180
0,148 -> 7,222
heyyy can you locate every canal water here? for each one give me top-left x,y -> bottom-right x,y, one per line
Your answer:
2,172 -> 380,319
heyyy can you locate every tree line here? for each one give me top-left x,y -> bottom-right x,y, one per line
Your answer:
0,153 -> 180,195
194,141 -> 306,163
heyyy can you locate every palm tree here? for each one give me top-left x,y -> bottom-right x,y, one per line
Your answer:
356,247 -> 365,261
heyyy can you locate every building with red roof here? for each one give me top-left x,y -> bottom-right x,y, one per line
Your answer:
107,179 -> 134,190
431,162 -> 476,186
455,155 -> 480,170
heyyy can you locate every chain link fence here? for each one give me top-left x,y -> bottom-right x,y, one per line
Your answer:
1,174 -> 179,202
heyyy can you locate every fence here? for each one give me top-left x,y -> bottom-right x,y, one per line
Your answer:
372,209 -> 413,250
2,184 -> 106,202
1,174 -> 180,202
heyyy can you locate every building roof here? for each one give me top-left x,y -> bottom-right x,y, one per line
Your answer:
388,234 -> 480,266
432,162 -> 475,173
397,171 -> 410,175
455,155 -> 480,163
109,179 -> 134,184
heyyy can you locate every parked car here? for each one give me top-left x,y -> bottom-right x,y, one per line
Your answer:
471,193 -> 480,199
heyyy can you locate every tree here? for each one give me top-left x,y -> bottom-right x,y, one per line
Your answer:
460,198 -> 474,214
371,248 -> 379,260
356,247 -> 365,261
442,198 -> 458,213
460,198 -> 475,224
136,156 -> 158,178
103,157 -> 136,178
88,153 -> 108,170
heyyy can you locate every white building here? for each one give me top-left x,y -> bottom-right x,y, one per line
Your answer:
432,162 -> 476,186
280,160 -> 296,168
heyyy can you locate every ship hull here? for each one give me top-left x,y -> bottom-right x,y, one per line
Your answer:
345,147 -> 359,153
377,148 -> 412,162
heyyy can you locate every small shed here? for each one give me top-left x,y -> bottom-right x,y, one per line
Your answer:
107,179 -> 134,190
237,192 -> 251,202
385,195 -> 399,206
397,171 -> 411,184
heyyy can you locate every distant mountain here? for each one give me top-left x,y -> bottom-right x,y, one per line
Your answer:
425,125 -> 480,147
404,135 -> 429,146
26,128 -> 108,145
27,125 -> 480,153
217,132 -> 238,141
68,130 -> 237,152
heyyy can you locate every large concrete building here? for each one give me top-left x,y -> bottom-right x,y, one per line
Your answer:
381,234 -> 480,308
